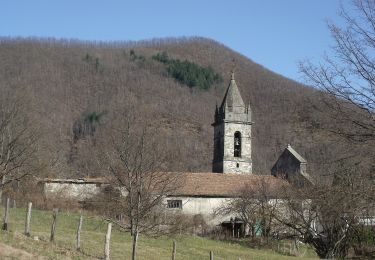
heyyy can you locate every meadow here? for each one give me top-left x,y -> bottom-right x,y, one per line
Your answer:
0,206 -> 318,259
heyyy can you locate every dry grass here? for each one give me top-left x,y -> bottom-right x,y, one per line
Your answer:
0,207 -> 318,259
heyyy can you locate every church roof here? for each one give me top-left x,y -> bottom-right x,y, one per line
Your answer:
286,144 -> 307,163
220,72 -> 246,111
168,172 -> 288,198
39,177 -> 108,184
39,173 -> 288,198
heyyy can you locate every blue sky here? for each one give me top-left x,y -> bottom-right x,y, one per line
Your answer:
1,0 -> 346,82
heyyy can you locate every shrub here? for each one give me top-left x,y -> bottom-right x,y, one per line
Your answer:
351,225 -> 375,257
166,213 -> 209,235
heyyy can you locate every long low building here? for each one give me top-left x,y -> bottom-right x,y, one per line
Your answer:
39,172 -> 288,227
164,172 -> 288,226
38,177 -> 109,201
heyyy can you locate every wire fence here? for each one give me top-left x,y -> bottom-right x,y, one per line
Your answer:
0,198 -> 307,259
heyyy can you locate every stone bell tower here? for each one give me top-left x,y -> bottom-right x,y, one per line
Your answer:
212,72 -> 252,174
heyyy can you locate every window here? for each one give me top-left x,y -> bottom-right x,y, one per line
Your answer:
236,163 -> 239,168
234,131 -> 241,157
167,200 -> 182,209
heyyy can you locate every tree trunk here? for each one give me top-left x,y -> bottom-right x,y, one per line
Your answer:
130,217 -> 134,236
0,176 -> 5,203
131,228 -> 139,260
2,197 -> 9,230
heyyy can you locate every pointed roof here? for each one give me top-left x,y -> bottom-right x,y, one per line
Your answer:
286,144 -> 307,163
220,72 -> 245,111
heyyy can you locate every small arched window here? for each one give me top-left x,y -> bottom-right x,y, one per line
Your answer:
234,131 -> 241,157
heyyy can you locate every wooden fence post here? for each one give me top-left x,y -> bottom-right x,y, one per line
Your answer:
172,240 -> 176,260
25,202 -> 32,236
210,251 -> 214,260
104,222 -> 112,260
76,215 -> 83,251
50,208 -> 58,242
2,198 -> 10,231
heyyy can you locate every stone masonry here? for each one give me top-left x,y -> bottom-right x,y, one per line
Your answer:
212,72 -> 252,174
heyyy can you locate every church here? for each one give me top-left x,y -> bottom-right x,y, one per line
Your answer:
40,72 -> 313,229
162,72 -> 313,226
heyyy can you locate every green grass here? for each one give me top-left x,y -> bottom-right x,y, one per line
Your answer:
0,207 -> 318,259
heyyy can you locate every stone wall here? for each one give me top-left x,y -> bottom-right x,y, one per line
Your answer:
164,196 -> 233,225
222,121 -> 252,174
44,182 -> 102,201
213,120 -> 252,174
271,148 -> 310,187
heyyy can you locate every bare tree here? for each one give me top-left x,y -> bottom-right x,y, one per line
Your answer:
0,90 -> 39,200
276,164 -> 374,259
300,0 -> 375,144
297,2 -> 375,257
215,178 -> 281,240
102,111 -> 182,260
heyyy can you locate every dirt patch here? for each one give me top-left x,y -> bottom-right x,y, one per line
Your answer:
0,242 -> 34,259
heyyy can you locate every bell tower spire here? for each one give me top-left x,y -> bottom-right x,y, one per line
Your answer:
212,71 -> 252,174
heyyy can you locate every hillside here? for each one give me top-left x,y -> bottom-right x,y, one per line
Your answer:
0,37 -> 350,178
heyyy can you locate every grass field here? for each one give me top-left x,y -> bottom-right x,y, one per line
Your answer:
0,207 -> 318,259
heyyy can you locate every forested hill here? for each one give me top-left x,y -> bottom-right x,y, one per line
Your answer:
0,37 -> 344,178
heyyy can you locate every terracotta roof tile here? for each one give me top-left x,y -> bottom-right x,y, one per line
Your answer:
167,172 -> 288,197
40,173 -> 288,198
39,177 -> 108,184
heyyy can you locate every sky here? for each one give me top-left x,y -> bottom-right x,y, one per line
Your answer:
1,0 -> 346,82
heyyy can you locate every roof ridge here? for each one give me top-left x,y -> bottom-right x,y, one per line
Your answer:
286,145 -> 307,163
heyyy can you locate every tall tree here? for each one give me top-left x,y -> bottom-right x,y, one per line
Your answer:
0,89 -> 39,200
293,1 -> 375,257
102,110 -> 182,260
277,167 -> 374,259
215,178 -> 282,240
300,0 -> 375,144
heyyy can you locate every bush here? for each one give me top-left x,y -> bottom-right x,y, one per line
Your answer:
351,225 -> 375,257
166,213 -> 209,235
83,185 -> 124,218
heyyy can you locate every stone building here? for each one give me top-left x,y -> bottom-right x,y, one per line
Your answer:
271,144 -> 314,187
164,172 -> 286,227
40,178 -> 107,201
212,72 -> 252,174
